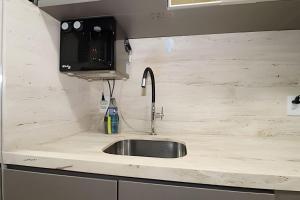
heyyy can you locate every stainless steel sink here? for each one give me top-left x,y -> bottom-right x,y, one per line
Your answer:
103,139 -> 187,158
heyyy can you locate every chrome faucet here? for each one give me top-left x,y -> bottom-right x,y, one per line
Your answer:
141,67 -> 164,135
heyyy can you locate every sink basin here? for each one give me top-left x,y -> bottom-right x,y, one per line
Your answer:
103,139 -> 187,158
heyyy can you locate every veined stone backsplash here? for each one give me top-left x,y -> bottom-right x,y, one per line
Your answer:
3,0 -> 103,150
3,0 -> 300,150
117,31 -> 300,136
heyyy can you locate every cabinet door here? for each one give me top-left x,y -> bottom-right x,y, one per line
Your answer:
4,169 -> 117,200
0,166 -> 2,200
119,180 -> 275,200
276,191 -> 300,200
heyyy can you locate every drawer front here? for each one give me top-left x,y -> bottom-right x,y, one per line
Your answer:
119,181 -> 275,200
4,169 -> 117,200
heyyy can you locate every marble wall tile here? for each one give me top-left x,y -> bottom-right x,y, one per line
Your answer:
3,0 -> 103,150
3,0 -> 300,151
116,31 -> 300,136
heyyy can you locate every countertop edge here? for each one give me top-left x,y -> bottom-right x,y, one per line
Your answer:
3,151 -> 300,192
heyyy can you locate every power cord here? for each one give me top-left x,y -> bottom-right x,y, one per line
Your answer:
115,80 -> 149,133
106,80 -> 115,98
103,79 -> 148,133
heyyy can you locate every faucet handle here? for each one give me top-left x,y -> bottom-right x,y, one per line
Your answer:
156,106 -> 164,120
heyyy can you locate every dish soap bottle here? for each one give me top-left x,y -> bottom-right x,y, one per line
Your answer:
104,98 -> 119,134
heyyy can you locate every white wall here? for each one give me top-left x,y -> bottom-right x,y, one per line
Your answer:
3,0 -> 300,151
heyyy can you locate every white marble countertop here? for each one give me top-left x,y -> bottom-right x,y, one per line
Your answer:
3,132 -> 300,192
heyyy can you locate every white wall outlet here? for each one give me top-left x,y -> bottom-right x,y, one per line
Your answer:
287,96 -> 300,116
100,95 -> 110,114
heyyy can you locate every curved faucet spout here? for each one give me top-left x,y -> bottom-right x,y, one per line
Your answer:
141,67 -> 164,135
141,67 -> 155,103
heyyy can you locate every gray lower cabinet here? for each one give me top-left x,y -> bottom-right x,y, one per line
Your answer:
3,168 -> 300,200
0,166 -> 2,200
119,180 -> 275,200
3,169 -> 117,200
276,191 -> 300,200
